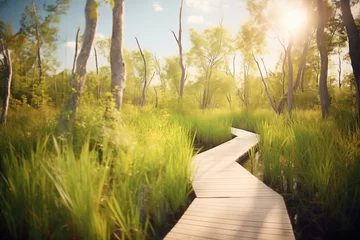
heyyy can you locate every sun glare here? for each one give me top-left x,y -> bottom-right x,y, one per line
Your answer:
282,8 -> 307,33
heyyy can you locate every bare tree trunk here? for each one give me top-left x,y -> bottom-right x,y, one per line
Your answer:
111,0 -> 126,111
72,27 -> 80,76
243,63 -> 250,107
171,0 -> 186,98
277,95 -> 288,114
338,50 -> 342,88
154,54 -> 166,92
317,0 -> 330,118
253,54 -> 278,113
94,47 -> 101,101
94,47 -> 99,74
277,37 -> 287,96
0,42 -> 12,125
225,93 -> 232,108
287,34 -> 294,115
201,81 -> 207,109
340,0 -> 360,118
56,0 -> 98,133
260,57 -> 268,78
301,64 -> 306,92
295,0 -> 311,93
293,37 -> 310,91
237,88 -> 247,106
32,0 -> 42,82
153,87 -> 158,108
135,37 -> 147,107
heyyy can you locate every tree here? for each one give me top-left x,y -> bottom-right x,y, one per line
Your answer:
153,55 -> 167,92
189,26 -> 233,109
111,0 -> 126,111
163,56 -> 181,94
0,20 -> 26,124
135,37 -> 147,106
340,0 -> 360,117
135,37 -> 156,107
57,0 -> 98,133
0,39 -> 12,124
317,0 -> 331,118
171,0 -> 186,98
19,0 -> 69,107
20,0 -> 70,84
238,20 -> 280,113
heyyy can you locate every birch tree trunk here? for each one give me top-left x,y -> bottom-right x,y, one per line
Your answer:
340,0 -> 360,117
338,51 -> 342,88
56,0 -> 98,133
0,42 -> 12,125
111,0 -> 126,111
317,0 -> 330,118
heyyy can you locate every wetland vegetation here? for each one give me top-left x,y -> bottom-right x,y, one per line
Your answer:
1,0 -> 360,239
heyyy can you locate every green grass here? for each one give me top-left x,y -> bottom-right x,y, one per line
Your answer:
170,109 -> 233,150
2,103 -> 360,237
232,109 -> 360,230
0,105 -> 194,240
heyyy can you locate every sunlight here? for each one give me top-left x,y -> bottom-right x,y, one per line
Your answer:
282,8 -> 307,33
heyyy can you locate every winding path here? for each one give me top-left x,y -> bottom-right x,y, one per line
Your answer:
164,128 -> 295,240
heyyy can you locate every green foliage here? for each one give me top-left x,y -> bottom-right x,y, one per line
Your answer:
0,105 -> 194,239
188,25 -> 234,108
170,109 -> 233,150
232,109 -> 360,230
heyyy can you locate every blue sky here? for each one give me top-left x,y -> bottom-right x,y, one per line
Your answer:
0,0 -> 353,78
1,0 -> 252,71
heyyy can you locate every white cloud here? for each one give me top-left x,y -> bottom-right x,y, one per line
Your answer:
153,1 -> 163,12
95,33 -> 108,40
186,0 -> 220,12
65,41 -> 76,48
188,15 -> 204,24
65,32 -> 109,49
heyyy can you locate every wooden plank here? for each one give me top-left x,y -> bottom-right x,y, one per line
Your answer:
176,219 -> 294,236
165,231 -> 257,240
181,215 -> 293,230
164,128 -> 294,240
183,211 -> 291,224
170,226 -> 293,240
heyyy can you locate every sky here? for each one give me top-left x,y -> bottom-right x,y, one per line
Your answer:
1,0 -> 252,71
0,0 -> 355,79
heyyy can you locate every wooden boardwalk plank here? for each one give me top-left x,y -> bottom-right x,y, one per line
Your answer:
164,128 -> 295,240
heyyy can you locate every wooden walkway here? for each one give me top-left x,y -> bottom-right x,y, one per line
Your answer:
164,128 -> 295,240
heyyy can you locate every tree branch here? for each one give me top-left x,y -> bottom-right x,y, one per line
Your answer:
72,27 -> 80,76
135,37 -> 147,106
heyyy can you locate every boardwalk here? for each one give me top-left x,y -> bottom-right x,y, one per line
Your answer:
164,128 -> 295,240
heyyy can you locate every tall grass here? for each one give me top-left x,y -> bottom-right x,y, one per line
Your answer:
170,109 -> 233,150
232,109 -> 360,231
4,103 -> 359,236
0,106 -> 194,239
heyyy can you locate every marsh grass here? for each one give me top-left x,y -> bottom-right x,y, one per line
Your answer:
170,110 -> 232,151
0,105 -> 194,240
232,109 -> 360,232
2,103 -> 359,238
